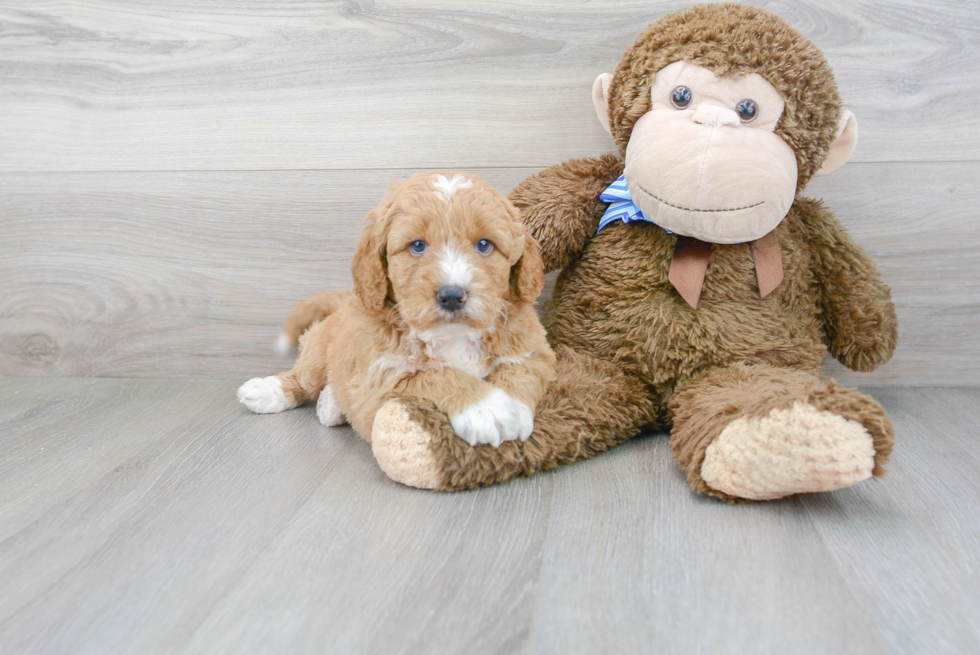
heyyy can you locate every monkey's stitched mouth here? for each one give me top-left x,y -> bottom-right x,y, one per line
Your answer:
635,183 -> 765,213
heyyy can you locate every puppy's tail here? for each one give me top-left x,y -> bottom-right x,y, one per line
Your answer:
275,290 -> 353,354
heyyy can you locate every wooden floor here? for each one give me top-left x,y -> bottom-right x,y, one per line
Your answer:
0,378 -> 977,654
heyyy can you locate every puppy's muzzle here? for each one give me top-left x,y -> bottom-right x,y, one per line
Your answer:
436,285 -> 467,313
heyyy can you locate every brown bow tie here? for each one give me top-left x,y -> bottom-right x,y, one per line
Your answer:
667,230 -> 783,309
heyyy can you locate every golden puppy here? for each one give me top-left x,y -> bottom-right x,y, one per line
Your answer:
238,171 -> 556,448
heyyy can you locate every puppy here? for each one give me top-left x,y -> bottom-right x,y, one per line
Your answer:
238,171 -> 556,448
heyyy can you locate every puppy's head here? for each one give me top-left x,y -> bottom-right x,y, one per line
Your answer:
351,172 -> 544,332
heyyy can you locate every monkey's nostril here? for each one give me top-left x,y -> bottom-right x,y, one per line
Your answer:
436,285 -> 467,312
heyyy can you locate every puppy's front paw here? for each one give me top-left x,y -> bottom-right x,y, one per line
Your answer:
237,376 -> 296,414
450,388 -> 533,447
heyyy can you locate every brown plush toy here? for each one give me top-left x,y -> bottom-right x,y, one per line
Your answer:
317,3 -> 899,501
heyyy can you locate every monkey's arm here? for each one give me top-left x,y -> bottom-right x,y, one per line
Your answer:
509,154 -> 623,272
799,198 -> 898,372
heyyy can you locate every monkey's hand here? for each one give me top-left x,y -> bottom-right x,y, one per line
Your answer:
509,154 -> 623,273
800,198 -> 899,372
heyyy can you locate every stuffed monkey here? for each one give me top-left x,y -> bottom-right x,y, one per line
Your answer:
311,4 -> 898,501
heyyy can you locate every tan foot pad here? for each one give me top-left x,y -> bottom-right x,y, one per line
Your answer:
700,401 -> 876,501
371,400 -> 444,491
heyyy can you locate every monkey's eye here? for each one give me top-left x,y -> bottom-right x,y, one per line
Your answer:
670,86 -> 693,109
736,99 -> 758,123
409,240 -> 427,255
475,238 -> 494,255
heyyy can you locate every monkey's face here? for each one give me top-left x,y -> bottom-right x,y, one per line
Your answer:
622,62 -> 799,244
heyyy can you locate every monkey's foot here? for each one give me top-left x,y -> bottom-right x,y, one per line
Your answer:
371,399 -> 444,490
699,401 -> 876,501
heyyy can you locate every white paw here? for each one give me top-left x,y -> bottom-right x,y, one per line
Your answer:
450,388 -> 533,447
237,376 -> 296,414
316,385 -> 347,427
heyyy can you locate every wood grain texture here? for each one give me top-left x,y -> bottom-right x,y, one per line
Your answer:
800,388 -> 980,655
0,380 -> 977,653
2,162 -> 977,385
0,0 -> 977,172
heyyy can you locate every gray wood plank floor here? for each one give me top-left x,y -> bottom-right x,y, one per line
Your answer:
1,379 -> 977,654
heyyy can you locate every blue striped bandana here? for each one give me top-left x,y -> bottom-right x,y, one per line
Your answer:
597,174 -> 670,233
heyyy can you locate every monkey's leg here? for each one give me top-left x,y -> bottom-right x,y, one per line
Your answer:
669,363 -> 894,502
370,346 -> 659,491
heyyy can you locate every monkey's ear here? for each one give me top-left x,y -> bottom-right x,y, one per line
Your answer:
592,73 -> 614,135
815,110 -> 858,177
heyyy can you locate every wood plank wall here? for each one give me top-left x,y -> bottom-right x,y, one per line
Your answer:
1,0 -> 977,385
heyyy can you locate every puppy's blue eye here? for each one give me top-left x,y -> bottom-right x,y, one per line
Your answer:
475,239 -> 493,255
409,240 -> 427,255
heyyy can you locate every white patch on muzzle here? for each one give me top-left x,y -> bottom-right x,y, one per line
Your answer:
440,247 -> 474,289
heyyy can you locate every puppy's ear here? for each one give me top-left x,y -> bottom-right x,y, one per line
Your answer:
510,226 -> 545,303
351,209 -> 389,311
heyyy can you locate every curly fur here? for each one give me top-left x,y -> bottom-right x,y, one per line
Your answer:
669,363 -> 894,502
281,5 -> 899,501
429,4 -> 898,498
241,172 -> 556,454
607,3 -> 843,192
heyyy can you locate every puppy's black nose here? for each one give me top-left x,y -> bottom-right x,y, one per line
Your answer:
436,285 -> 467,312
